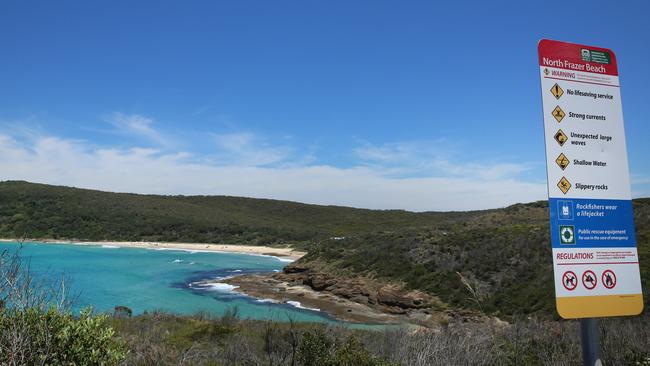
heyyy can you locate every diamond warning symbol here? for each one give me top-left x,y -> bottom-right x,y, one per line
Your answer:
552,106 -> 566,123
557,176 -> 571,194
554,129 -> 568,146
555,153 -> 569,170
550,83 -> 564,99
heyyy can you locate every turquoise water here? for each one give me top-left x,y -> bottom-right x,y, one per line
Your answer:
0,241 -> 337,324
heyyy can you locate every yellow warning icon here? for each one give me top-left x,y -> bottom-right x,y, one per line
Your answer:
557,176 -> 571,194
556,153 -> 569,170
552,106 -> 566,123
554,129 -> 568,146
550,83 -> 564,99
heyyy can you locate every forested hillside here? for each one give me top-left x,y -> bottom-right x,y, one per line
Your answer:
284,199 -> 650,317
0,181 -> 475,248
1,180 -> 648,317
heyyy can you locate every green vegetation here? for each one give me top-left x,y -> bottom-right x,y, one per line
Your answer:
0,180 -> 649,364
0,307 -> 128,365
0,180 -> 648,319
297,330 -> 395,366
0,181 -> 471,248
109,310 -> 397,366
107,310 -> 650,365
0,246 -> 127,365
296,199 -> 650,317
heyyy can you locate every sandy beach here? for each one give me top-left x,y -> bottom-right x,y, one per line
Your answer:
0,238 -> 307,261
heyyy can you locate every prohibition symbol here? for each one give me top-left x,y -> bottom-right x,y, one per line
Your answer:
582,270 -> 597,290
602,270 -> 617,289
554,129 -> 568,146
552,106 -> 566,123
562,271 -> 577,291
550,83 -> 564,99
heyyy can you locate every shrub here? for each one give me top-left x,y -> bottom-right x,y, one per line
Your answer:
0,307 -> 128,365
297,329 -> 333,366
297,329 -> 397,366
114,305 -> 133,318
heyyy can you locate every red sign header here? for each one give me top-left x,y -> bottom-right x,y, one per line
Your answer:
538,39 -> 618,76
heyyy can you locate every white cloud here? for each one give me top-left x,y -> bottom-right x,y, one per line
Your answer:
212,132 -> 292,166
354,141 -> 533,180
104,112 -> 170,146
0,132 -> 547,211
354,142 -> 415,164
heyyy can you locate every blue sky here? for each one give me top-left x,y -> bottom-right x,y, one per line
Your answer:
1,1 -> 649,211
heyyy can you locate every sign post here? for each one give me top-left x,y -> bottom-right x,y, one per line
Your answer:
538,39 -> 643,365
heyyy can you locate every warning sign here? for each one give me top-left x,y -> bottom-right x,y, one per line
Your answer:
602,270 -> 616,289
557,176 -> 571,194
582,270 -> 597,290
555,153 -> 569,170
550,83 -> 564,99
552,106 -> 566,123
539,39 -> 643,318
554,129 -> 568,146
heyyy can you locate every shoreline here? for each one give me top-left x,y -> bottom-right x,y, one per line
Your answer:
0,238 -> 307,261
222,274 -> 406,325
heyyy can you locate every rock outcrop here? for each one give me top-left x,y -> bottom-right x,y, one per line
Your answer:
275,262 -> 439,316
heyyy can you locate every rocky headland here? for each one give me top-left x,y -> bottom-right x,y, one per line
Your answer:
224,261 -> 490,327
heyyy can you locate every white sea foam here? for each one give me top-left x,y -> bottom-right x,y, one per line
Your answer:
214,275 -> 233,281
285,301 -> 320,312
203,283 -> 239,292
255,298 -> 279,303
231,269 -> 243,273
246,253 -> 295,262
173,259 -> 183,263
101,245 -> 120,248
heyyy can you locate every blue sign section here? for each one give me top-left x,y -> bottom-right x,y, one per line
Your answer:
549,198 -> 636,248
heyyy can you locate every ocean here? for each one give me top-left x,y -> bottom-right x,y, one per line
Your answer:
0,241 -> 335,324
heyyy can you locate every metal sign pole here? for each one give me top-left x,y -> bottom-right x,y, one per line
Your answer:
580,318 -> 601,366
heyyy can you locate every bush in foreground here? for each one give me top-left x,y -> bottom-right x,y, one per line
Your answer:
0,307 -> 127,365
0,247 -> 127,365
108,311 -> 650,366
